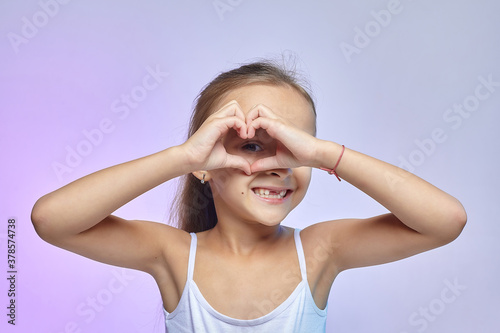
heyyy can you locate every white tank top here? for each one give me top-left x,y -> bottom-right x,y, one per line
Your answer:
164,229 -> 328,332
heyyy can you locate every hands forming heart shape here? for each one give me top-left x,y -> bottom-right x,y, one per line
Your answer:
182,100 -> 319,175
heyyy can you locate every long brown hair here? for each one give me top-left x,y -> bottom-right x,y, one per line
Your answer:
170,60 -> 316,233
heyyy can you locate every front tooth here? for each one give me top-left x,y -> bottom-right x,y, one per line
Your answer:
254,188 -> 288,199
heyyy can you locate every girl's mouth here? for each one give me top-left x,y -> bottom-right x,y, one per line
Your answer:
251,188 -> 291,199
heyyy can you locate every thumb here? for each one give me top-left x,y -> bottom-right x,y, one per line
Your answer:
225,155 -> 252,175
250,157 -> 281,173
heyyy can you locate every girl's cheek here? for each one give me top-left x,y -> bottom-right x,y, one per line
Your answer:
296,168 -> 312,188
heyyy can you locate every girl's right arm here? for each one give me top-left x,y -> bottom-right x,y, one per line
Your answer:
31,146 -> 193,274
31,100 -> 249,275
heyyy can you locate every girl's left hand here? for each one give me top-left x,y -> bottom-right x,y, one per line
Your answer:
245,104 -> 322,173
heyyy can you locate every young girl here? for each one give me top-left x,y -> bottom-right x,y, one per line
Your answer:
31,61 -> 467,332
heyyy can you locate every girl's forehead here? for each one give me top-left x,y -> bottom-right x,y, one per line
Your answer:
219,84 -> 316,134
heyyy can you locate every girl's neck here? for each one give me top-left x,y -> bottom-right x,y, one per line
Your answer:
205,222 -> 286,256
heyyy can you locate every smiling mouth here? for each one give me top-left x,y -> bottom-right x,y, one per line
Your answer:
252,188 -> 290,199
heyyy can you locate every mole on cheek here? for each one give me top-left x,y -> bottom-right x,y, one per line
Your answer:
241,192 -> 244,195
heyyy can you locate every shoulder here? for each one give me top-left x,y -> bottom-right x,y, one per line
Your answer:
142,222 -> 193,297
299,220 -> 345,252
298,221 -> 344,272
297,218 -> 371,272
130,220 -> 191,277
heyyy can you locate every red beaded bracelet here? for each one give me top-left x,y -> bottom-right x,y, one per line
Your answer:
320,144 -> 345,181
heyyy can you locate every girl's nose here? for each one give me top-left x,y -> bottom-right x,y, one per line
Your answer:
265,168 -> 292,178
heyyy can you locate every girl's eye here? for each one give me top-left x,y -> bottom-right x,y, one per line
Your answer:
242,143 -> 263,152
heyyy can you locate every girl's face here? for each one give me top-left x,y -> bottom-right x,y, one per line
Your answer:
207,83 -> 316,228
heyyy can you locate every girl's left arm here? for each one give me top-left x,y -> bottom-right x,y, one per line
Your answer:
311,141 -> 467,271
246,103 -> 466,272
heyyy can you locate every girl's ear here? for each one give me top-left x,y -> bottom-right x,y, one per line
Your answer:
192,171 -> 211,183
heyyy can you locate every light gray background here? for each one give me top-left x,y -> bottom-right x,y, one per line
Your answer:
1,0 -> 499,332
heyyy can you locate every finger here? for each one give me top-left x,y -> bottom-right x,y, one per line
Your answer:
246,104 -> 278,122
250,156 -> 282,173
210,101 -> 248,138
225,155 -> 252,175
213,100 -> 246,122
212,115 -> 246,133
223,116 -> 247,139
196,116 -> 246,149
246,104 -> 279,138
248,116 -> 285,141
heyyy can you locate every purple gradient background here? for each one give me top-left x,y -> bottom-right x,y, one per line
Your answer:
1,0 -> 499,332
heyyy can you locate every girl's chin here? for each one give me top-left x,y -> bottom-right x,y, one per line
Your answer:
250,212 -> 289,227
257,220 -> 283,228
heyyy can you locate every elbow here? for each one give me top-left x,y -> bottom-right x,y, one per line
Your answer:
450,200 -> 467,239
439,200 -> 467,244
31,196 -> 57,243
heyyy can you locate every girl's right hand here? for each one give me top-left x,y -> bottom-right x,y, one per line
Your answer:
180,100 -> 252,175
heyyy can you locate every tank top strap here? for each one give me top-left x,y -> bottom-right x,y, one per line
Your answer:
293,228 -> 308,282
187,232 -> 198,280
